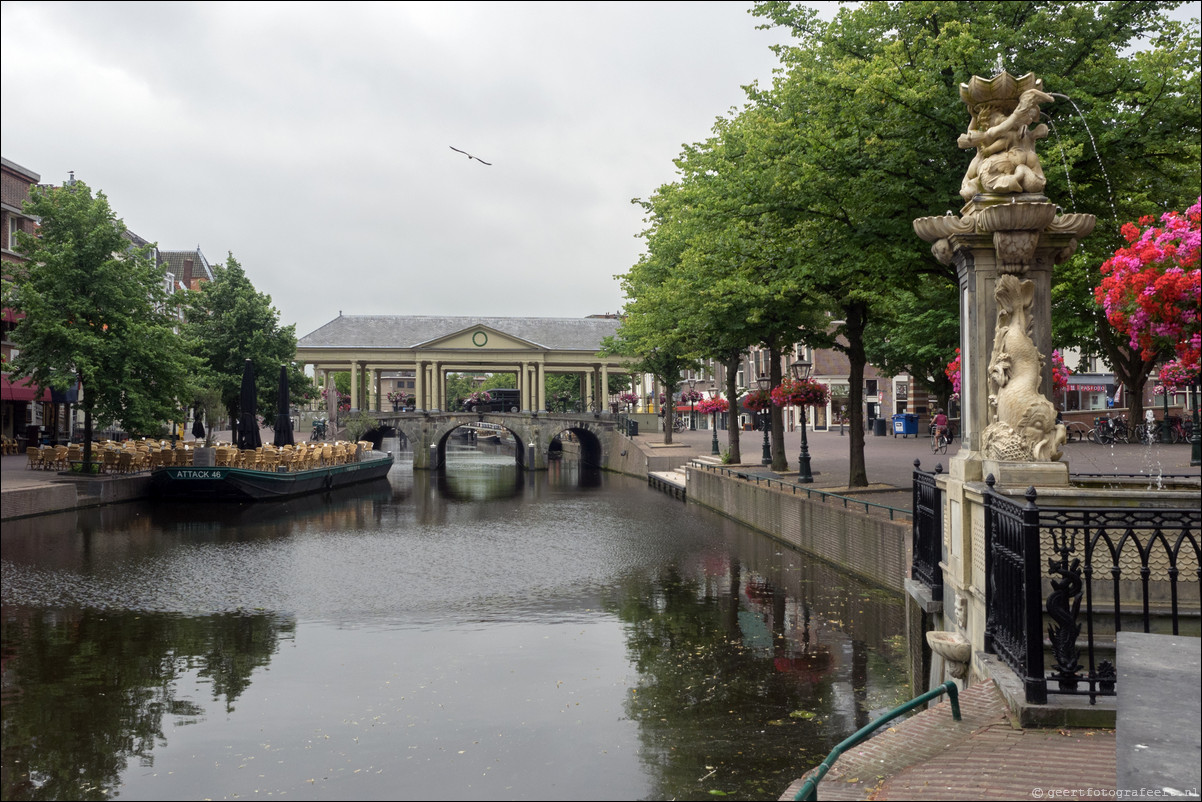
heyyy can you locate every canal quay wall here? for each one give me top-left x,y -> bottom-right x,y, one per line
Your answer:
1,459 -> 150,521
602,427 -> 913,595
685,464 -> 909,594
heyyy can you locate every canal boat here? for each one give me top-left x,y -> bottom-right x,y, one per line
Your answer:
149,448 -> 394,502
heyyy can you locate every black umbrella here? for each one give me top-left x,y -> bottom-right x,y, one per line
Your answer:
236,359 -> 262,450
273,364 -> 295,447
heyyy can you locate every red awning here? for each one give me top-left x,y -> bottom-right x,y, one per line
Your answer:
1,374 -> 52,403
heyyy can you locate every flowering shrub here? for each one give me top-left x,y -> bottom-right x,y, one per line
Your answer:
945,349 -> 961,397
743,389 -> 772,412
697,396 -> 729,415
770,377 -> 830,407
1051,349 -> 1071,392
1095,199 -> 1201,385
1159,347 -> 1200,391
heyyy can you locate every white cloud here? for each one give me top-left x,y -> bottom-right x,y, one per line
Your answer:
0,1 -> 827,334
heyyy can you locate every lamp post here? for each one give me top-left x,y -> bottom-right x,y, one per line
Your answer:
709,386 -> 720,456
687,378 -> 697,430
757,375 -> 772,466
790,359 -> 814,483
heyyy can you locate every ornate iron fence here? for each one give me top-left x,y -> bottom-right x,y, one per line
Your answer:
984,476 -> 1200,704
911,460 -> 944,603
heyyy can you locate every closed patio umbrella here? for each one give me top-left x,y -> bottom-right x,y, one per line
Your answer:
191,411 -> 206,440
236,359 -> 262,450
273,364 -> 295,447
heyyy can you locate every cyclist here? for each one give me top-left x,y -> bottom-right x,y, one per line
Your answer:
932,408 -> 950,444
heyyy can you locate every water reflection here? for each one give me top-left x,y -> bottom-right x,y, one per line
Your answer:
1,451 -> 910,801
1,608 -> 293,802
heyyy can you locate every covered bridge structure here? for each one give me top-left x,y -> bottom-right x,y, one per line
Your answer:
295,315 -> 635,414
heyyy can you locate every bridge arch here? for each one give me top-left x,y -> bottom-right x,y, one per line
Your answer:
380,412 -> 612,471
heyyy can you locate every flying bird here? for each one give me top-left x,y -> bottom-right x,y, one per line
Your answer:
449,146 -> 492,166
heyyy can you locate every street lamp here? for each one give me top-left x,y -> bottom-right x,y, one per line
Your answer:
708,385 -> 720,456
757,375 -> 772,466
687,377 -> 697,430
790,358 -> 814,483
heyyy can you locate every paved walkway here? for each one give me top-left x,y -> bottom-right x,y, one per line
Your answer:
637,423 -> 1199,511
779,680 -> 1117,801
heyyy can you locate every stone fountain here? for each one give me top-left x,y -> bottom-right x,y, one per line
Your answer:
911,71 -> 1098,689
915,71 -> 1096,484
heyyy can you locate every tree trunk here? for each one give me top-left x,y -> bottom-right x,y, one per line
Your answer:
661,378 -> 677,445
769,341 -> 788,472
1099,323 -> 1156,434
845,303 -> 869,488
725,354 -> 742,464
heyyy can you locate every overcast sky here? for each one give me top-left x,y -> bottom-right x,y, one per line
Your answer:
2,1 -> 837,338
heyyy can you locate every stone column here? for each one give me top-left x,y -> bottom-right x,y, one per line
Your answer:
536,362 -> 546,413
520,361 -> 531,413
600,364 -> 610,414
437,363 -> 447,413
414,359 -> 425,413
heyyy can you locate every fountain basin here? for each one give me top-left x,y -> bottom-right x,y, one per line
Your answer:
926,630 -> 972,663
913,214 -> 974,243
976,201 -> 1057,233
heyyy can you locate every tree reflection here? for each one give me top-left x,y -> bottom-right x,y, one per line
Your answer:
0,608 -> 292,801
607,560 -> 842,800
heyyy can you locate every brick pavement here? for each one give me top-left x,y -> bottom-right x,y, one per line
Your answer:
780,680 -> 1116,802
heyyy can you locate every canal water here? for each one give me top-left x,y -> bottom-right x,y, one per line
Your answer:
1,446 -> 911,801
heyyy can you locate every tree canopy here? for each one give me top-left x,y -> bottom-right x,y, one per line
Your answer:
9,180 -> 198,460
181,254 -> 311,427
613,0 -> 1199,484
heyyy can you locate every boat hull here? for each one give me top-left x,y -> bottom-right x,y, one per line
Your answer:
150,453 -> 394,501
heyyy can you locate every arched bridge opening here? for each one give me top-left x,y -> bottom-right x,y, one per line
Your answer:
378,412 -> 613,472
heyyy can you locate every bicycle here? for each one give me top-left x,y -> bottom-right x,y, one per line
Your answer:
1063,421 -> 1090,442
930,424 -> 950,454
1165,414 -> 1193,444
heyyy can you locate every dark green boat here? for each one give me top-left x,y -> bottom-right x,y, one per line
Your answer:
150,450 -> 393,501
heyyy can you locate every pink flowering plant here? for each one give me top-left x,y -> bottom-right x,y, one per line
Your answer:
680,388 -> 704,404
1051,349 -> 1071,392
743,389 -> 772,412
1095,199 -> 1201,385
618,391 -> 640,406
697,396 -> 729,415
771,377 -> 830,408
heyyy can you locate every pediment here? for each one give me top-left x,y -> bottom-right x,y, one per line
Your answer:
415,324 -> 544,351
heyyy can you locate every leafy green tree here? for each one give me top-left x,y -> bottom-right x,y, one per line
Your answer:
748,0 -> 1199,481
182,254 -> 311,426
865,275 -> 960,413
9,181 -> 199,465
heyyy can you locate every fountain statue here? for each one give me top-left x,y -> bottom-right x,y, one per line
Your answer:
914,71 -> 1093,476
907,71 -> 1199,709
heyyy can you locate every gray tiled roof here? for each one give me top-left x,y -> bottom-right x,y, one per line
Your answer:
298,315 -> 620,351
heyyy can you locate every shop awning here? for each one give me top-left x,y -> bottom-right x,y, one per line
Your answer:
1,374 -> 52,403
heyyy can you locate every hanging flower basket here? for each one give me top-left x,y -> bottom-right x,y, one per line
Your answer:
771,377 -> 830,408
697,397 -> 729,415
680,389 -> 704,403
743,389 -> 772,412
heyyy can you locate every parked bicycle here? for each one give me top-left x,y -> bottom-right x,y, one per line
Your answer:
1164,414 -> 1194,444
1088,413 -> 1129,445
310,419 -> 327,441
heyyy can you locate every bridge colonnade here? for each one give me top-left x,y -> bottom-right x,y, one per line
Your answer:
294,316 -> 633,420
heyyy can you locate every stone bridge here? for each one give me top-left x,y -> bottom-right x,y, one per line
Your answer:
370,412 -> 615,470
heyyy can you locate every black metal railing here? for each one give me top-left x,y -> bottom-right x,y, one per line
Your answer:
911,460 -> 944,602
984,476 -> 1201,705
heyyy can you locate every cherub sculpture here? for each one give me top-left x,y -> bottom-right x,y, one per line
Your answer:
958,88 -> 1054,203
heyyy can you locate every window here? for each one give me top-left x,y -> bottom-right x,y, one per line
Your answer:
866,379 -> 878,396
